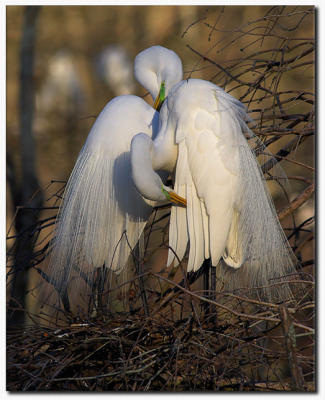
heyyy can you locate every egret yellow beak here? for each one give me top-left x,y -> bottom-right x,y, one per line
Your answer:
154,81 -> 166,111
168,191 -> 187,207
153,95 -> 163,111
161,184 -> 187,207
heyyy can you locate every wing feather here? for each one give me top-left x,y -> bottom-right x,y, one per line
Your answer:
46,95 -> 159,297
169,79 -> 297,299
167,140 -> 188,266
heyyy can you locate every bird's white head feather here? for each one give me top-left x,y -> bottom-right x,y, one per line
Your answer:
134,45 -> 183,100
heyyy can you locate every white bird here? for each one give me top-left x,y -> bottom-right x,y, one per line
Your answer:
44,46 -> 183,310
131,78 -> 298,301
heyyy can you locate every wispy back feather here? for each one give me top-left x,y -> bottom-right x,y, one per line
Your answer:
42,95 -> 158,308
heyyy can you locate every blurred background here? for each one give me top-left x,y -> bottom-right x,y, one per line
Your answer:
6,5 -> 314,323
6,6 -> 315,223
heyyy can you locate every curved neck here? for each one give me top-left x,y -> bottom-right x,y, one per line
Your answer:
130,134 -> 166,202
152,109 -> 178,172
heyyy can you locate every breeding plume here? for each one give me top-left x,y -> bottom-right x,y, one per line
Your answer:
44,46 -> 183,307
131,78 -> 297,300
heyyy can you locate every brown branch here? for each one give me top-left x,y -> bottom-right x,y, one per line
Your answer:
279,306 -> 306,391
278,183 -> 315,221
187,44 -> 273,95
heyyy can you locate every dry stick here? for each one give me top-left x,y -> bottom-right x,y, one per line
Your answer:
151,273 -> 314,333
287,216 -> 314,241
295,231 -> 314,254
248,89 -> 314,105
208,6 -> 224,42
277,183 -> 315,221
217,43 -> 314,68
210,42 -> 314,88
252,46 -> 314,73
121,231 -> 149,317
151,274 -> 280,323
181,15 -> 207,38
279,306 -> 306,391
177,257 -> 202,326
266,154 -> 314,172
51,360 -> 158,382
206,23 -> 314,42
151,257 -> 207,316
286,176 -> 313,184
187,44 -> 273,95
144,208 -> 158,255
260,134 -> 310,173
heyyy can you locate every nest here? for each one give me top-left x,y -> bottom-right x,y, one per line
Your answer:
7,273 -> 315,392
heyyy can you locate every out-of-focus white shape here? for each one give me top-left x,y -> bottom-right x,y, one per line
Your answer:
96,45 -> 135,95
36,50 -> 85,131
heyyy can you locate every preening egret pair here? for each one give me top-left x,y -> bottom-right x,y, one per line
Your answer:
45,45 -> 297,312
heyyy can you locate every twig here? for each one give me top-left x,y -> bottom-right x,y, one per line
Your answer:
278,183 -> 314,221
279,306 -> 306,391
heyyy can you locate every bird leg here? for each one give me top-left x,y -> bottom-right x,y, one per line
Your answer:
210,265 -> 217,324
91,264 -> 108,318
210,265 -> 216,300
202,258 -> 212,314
201,259 -> 217,323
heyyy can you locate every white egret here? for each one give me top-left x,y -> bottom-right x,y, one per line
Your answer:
44,46 -> 184,310
131,78 -> 298,301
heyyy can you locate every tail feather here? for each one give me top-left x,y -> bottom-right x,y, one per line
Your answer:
222,210 -> 244,269
217,143 -> 298,301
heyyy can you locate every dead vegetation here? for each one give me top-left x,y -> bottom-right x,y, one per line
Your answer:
7,277 -> 314,391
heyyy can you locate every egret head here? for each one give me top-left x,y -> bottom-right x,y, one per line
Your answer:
134,45 -> 183,110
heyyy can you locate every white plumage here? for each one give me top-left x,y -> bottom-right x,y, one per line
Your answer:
45,44 -> 297,308
45,46 -> 183,304
131,78 -> 297,300
46,96 -> 158,301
